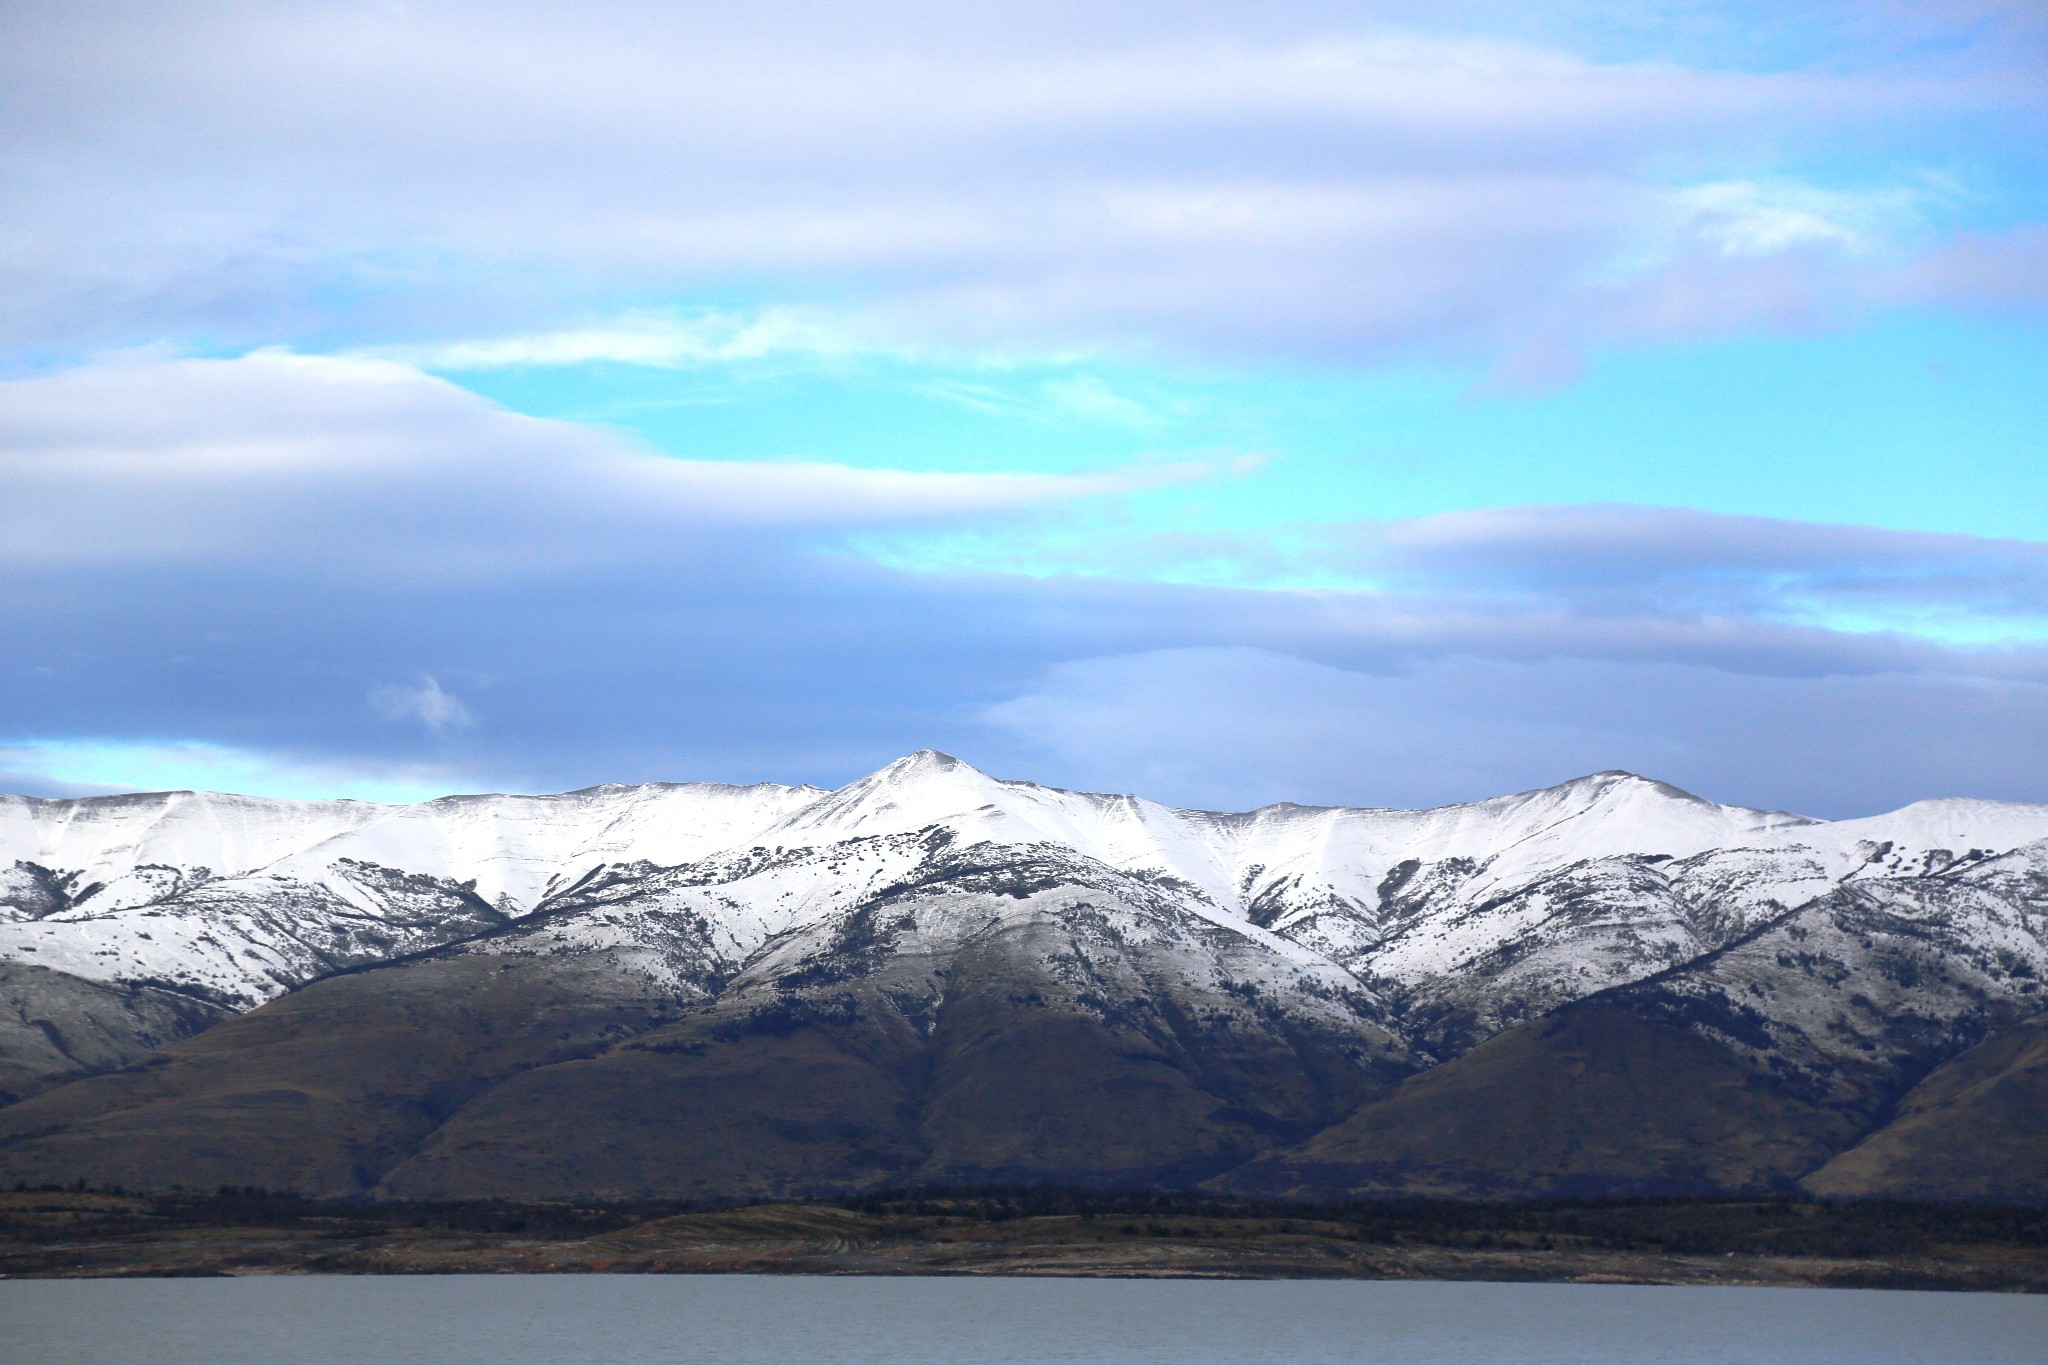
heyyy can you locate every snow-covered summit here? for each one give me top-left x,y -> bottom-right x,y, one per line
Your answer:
5,754 -> 2046,1025
6,754 -> 2044,922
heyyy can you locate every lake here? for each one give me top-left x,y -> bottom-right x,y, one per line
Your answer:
4,1275 -> 2043,1363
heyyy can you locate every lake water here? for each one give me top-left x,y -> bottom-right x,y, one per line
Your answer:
4,1275 -> 2043,1363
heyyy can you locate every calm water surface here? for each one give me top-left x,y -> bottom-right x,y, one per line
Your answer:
4,1275 -> 2043,1363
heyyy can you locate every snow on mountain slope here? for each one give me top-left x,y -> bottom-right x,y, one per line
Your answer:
0,780 -> 823,1005
1613,843 -> 2048,1118
0,781 -> 825,920
0,862 -> 511,1006
748,758 -> 1824,934
457,828 -> 965,994
0,791 -> 393,916
3,753 -> 2046,1049
268,780 -> 827,913
760,751 -> 1255,910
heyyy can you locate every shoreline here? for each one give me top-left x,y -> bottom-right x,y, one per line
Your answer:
6,1194 -> 2045,1291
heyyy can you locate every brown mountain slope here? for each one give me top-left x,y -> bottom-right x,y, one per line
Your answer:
378,979 -> 1298,1201
1801,1014 -> 2048,1201
380,883 -> 1404,1200
0,964 -> 230,1105
1215,1003 -> 1867,1199
0,956 -> 685,1195
0,872 -> 1407,1199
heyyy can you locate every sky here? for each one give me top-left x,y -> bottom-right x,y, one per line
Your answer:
2,0 -> 2045,817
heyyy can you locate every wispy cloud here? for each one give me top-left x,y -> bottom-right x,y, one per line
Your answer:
1671,180 -> 1930,258
361,310 -> 877,371
860,501 -> 2048,651
370,676 -> 476,732
1354,503 -> 2048,645
1042,375 -> 1157,427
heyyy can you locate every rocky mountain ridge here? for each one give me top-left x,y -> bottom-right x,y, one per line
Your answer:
2,753 -> 2044,1201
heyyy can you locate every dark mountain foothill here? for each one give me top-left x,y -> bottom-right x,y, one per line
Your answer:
0,964 -> 232,1106
1214,1004 -> 1867,1200
2,755 -> 2045,1205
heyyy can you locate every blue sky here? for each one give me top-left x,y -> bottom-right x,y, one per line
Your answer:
2,1 -> 2044,815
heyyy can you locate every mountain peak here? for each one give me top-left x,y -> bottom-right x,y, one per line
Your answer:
884,749 -> 970,775
842,749 -> 991,793
1546,770 -> 1715,807
751,749 -> 1018,845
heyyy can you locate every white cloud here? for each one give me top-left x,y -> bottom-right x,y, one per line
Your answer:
1672,180 -> 1926,257
370,676 -> 476,731
361,309 -> 877,370
1042,375 -> 1157,427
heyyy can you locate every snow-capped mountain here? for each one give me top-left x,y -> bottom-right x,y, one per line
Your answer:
2,753 -> 2044,1201
6,751 -> 2039,1021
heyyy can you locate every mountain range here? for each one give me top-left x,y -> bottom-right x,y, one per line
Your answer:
3,751 -> 2044,1202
